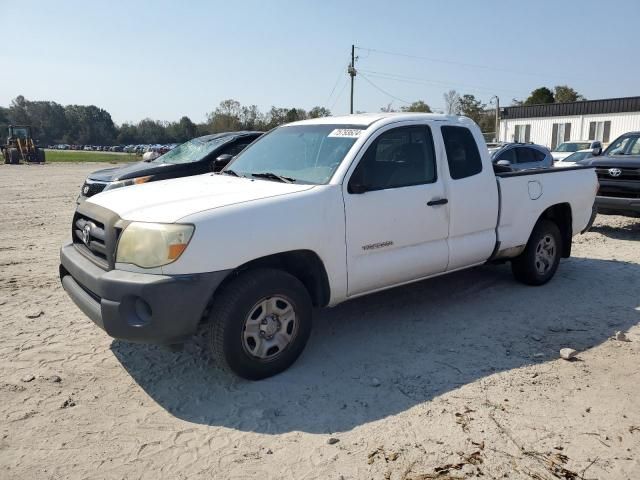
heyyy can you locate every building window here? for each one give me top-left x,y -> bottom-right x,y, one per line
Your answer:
551,123 -> 571,149
513,124 -> 531,143
589,121 -> 611,143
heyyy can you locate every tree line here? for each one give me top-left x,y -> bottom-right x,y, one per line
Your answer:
0,96 -> 333,146
1,85 -> 584,146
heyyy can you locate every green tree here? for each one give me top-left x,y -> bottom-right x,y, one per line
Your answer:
207,99 -> 242,132
239,105 -> 263,130
64,105 -> 117,144
308,106 -> 331,118
524,87 -> 555,105
553,85 -> 585,103
166,116 -> 197,142
117,123 -> 139,144
458,95 -> 485,121
400,100 -> 432,113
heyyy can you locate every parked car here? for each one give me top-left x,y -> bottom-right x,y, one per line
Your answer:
551,140 -> 602,161
555,149 -> 594,165
76,131 -> 262,202
490,142 -> 554,170
60,113 -> 597,379
577,131 -> 640,217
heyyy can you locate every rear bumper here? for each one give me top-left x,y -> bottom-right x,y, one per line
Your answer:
60,243 -> 229,344
595,196 -> 640,216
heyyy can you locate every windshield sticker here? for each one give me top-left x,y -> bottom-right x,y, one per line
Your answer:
328,128 -> 363,138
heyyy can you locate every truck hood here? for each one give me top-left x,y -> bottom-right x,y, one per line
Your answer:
88,160 -> 182,182
578,155 -> 640,168
87,173 -> 315,223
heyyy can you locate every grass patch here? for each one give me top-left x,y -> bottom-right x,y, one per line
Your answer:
44,150 -> 138,163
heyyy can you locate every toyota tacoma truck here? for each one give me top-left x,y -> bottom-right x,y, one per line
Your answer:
59,113 -> 597,380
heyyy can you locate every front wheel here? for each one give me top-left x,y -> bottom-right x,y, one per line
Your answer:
208,268 -> 312,380
511,219 -> 562,286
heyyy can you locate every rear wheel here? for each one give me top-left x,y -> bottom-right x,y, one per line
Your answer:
208,268 -> 312,380
37,149 -> 45,163
511,219 -> 562,286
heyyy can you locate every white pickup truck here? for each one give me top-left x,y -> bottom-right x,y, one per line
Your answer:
60,113 -> 597,379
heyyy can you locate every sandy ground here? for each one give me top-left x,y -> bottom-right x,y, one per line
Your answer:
0,163 -> 639,480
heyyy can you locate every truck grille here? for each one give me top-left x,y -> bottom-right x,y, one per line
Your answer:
595,167 -> 640,181
72,211 -> 120,269
81,180 -> 107,198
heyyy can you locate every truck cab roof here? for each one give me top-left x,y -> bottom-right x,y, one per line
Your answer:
287,112 -> 471,128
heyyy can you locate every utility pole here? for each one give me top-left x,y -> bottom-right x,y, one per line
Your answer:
348,45 -> 357,114
490,95 -> 500,142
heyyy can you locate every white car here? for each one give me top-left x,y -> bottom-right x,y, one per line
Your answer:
551,140 -> 602,162
554,149 -> 594,167
60,113 -> 597,379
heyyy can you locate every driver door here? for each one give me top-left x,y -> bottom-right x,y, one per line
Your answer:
343,124 -> 450,296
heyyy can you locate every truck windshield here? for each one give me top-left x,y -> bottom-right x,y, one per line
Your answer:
152,136 -> 230,164
226,124 -> 364,184
604,134 -> 640,156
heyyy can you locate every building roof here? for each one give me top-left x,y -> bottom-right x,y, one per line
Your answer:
501,96 -> 640,120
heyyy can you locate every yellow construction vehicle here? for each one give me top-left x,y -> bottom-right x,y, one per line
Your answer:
2,125 -> 45,164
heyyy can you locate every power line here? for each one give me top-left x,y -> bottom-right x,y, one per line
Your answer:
329,77 -> 349,111
355,45 -> 550,78
325,64 -> 348,106
359,73 -> 412,105
360,68 -> 527,97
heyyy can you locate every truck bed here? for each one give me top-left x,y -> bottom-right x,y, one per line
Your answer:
493,165 -> 597,258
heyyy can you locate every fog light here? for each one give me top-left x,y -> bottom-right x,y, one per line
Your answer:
129,298 -> 152,327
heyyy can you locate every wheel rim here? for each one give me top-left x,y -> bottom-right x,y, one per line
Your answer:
241,296 -> 298,361
534,234 -> 557,275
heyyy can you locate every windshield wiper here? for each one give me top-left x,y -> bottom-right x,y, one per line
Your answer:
221,169 -> 240,177
251,172 -> 295,183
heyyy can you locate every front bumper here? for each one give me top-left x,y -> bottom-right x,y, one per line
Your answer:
595,195 -> 640,216
60,243 -> 229,344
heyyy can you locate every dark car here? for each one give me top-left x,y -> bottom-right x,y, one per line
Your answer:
489,142 -> 554,171
577,132 -> 640,217
78,131 -> 262,202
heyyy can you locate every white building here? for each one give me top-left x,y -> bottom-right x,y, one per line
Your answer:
499,96 -> 640,148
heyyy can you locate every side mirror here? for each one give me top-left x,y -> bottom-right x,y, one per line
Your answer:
591,146 -> 602,156
213,154 -> 233,170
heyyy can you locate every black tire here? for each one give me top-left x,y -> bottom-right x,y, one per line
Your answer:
511,219 -> 562,286
37,149 -> 46,163
9,148 -> 20,165
208,268 -> 312,380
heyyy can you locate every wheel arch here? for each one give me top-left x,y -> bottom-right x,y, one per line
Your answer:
537,203 -> 573,258
214,249 -> 331,308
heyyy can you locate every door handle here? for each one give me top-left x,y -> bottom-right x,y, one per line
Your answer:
427,198 -> 448,206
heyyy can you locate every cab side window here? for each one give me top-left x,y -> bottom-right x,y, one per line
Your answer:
349,126 -> 436,192
441,126 -> 483,179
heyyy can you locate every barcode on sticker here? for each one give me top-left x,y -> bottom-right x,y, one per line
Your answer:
328,129 -> 363,138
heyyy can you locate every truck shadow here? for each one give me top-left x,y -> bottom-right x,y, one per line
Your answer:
590,216 -> 640,241
111,256 -> 640,434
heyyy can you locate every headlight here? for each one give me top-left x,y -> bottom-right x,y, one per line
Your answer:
116,222 -> 194,268
103,176 -> 152,191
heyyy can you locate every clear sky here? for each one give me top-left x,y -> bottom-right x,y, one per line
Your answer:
3,0 -> 638,124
